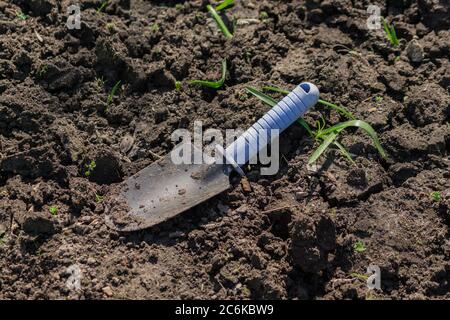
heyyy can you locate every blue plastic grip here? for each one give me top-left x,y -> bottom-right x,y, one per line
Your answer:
224,82 -> 319,166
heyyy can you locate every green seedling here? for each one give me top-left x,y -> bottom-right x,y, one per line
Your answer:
95,76 -> 105,88
381,17 -> 399,47
49,206 -> 58,216
215,0 -> 235,11
308,119 -> 386,165
85,160 -> 97,177
106,23 -> 115,31
260,11 -> 269,20
188,59 -> 227,89
37,64 -> 48,77
175,80 -> 182,91
150,23 -> 160,32
16,10 -> 27,20
207,4 -> 233,39
247,86 -> 385,165
430,191 -> 441,202
107,80 -> 122,106
95,194 -> 104,203
97,1 -> 108,13
353,240 -> 366,253
375,96 -> 383,103
175,3 -> 184,10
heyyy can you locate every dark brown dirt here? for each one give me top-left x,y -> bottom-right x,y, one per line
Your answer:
0,0 -> 449,300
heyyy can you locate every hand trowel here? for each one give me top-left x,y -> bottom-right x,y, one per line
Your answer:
105,82 -> 319,231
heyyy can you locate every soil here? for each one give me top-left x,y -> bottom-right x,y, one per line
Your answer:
0,0 -> 449,300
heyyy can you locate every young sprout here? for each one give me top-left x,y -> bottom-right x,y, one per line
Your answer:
308,119 -> 386,165
37,64 -> 48,77
95,194 -> 104,203
188,59 -> 227,89
16,10 -> 27,20
430,191 -> 441,202
175,3 -> 184,10
375,96 -> 383,103
260,11 -> 269,20
95,76 -> 105,88
353,240 -> 366,253
49,206 -> 58,216
97,1 -> 108,13
381,17 -> 399,47
150,23 -> 160,32
107,80 -> 122,106
215,0 -> 235,11
85,160 -> 97,177
106,23 -> 115,31
175,80 -> 182,91
207,4 -> 233,39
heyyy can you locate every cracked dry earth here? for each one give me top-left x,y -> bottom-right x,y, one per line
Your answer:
0,0 -> 449,299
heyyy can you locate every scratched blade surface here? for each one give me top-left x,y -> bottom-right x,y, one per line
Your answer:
105,143 -> 231,232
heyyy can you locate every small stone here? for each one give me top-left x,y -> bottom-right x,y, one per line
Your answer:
307,163 -> 318,173
235,205 -> 247,214
119,134 -> 134,154
295,191 -> 308,200
112,277 -> 120,286
102,286 -> 113,297
86,257 -> 96,266
240,178 -> 252,193
406,39 -> 424,63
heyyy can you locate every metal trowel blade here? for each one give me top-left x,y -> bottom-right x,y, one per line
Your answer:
105,143 -> 232,231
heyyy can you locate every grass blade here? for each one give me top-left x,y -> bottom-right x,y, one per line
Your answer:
308,131 -> 339,165
263,86 -> 289,95
297,118 -> 314,137
390,25 -> 399,46
316,120 -> 386,158
189,59 -> 227,89
246,86 -> 277,106
215,0 -> 234,11
107,80 -> 121,105
207,4 -> 233,39
318,99 -> 355,120
382,17 -> 399,46
333,141 -> 355,165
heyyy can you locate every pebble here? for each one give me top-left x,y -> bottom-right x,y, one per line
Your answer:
120,134 -> 134,154
235,205 -> 247,214
87,257 -> 96,266
240,178 -> 252,193
295,191 -> 308,200
406,39 -> 424,63
102,286 -> 113,297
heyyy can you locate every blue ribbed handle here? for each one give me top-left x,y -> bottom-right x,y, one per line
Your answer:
224,82 -> 319,166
